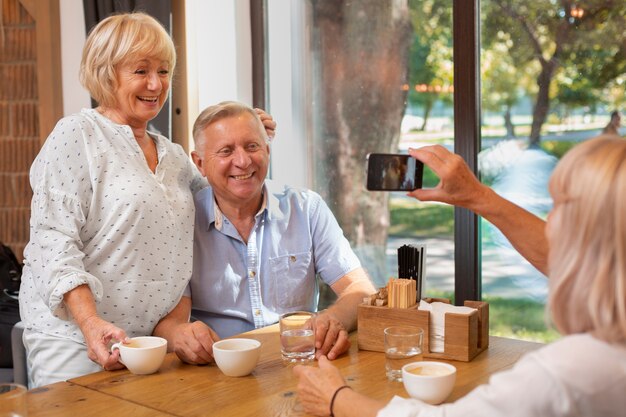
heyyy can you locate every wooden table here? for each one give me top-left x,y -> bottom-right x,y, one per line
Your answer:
51,326 -> 541,417
26,381 -> 173,416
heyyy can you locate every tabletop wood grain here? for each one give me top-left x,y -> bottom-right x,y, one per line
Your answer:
65,325 -> 542,417
26,381 -> 175,416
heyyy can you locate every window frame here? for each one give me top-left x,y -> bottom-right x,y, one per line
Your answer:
453,0 -> 482,303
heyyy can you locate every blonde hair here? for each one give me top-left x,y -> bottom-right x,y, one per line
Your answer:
79,12 -> 176,107
548,135 -> 626,343
192,101 -> 267,151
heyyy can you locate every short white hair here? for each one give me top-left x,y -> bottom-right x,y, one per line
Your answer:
192,101 -> 268,151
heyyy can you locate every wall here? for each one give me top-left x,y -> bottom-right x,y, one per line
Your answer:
60,0 -> 90,115
183,0 -> 253,153
0,0 -> 39,259
266,0 -> 310,188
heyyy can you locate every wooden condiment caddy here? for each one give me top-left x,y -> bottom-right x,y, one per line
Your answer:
357,297 -> 489,362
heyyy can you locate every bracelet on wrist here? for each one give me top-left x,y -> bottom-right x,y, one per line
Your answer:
329,385 -> 351,417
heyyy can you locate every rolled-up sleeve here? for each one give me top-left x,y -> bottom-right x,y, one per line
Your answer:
30,187 -> 103,319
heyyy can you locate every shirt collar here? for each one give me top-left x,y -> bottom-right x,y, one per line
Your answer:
88,108 -> 168,163
212,185 -> 269,231
265,180 -> 286,222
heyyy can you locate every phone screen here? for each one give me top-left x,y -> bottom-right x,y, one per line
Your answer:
366,153 -> 423,191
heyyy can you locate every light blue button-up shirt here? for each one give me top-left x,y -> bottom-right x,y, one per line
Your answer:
185,180 -> 362,338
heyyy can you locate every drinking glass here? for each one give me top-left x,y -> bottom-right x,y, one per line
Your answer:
0,383 -> 27,417
384,326 -> 424,381
279,311 -> 316,362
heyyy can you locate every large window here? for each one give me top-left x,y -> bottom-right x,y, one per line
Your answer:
479,0 -> 625,341
268,1 -> 457,302
258,0 -> 624,341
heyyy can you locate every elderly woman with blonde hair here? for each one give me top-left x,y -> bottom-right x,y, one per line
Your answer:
19,12 -> 274,388
294,135 -> 626,416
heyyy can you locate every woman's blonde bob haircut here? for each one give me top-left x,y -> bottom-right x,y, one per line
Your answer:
79,12 -> 176,108
548,134 -> 626,343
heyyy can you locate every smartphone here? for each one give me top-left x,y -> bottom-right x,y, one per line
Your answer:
366,153 -> 423,191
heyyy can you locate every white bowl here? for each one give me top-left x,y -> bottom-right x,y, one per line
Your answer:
213,338 -> 262,377
401,361 -> 457,404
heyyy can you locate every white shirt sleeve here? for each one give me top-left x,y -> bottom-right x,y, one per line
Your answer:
378,351 -> 570,417
378,335 -> 626,417
28,117 -> 104,319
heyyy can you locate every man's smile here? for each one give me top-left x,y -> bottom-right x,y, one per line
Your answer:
232,172 -> 254,180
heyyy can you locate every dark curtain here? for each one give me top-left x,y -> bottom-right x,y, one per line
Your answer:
82,0 -> 172,138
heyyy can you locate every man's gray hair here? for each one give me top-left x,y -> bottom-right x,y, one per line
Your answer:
192,101 -> 268,150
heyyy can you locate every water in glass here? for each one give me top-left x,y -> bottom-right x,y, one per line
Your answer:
281,328 -> 315,361
385,346 -> 423,381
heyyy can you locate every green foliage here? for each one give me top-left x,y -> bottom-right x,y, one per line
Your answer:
540,140 -> 578,159
407,34 -> 436,108
387,160 -> 448,236
422,164 -> 439,188
422,290 -> 561,343
482,0 -> 626,143
555,75 -> 599,110
406,0 -> 453,123
481,36 -> 524,113
487,296 -> 561,343
605,77 -> 626,109
554,45 -> 622,110
389,199 -> 454,237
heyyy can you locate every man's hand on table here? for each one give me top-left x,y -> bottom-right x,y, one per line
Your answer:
314,311 -> 351,360
170,321 -> 221,365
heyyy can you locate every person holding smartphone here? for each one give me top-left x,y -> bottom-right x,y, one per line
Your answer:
407,144 -> 550,274
366,144 -> 545,272
407,133 -> 623,275
294,135 -> 626,416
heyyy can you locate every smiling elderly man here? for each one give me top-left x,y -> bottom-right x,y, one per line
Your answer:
154,101 -> 375,364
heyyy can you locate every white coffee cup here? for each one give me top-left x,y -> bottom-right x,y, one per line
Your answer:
213,338 -> 261,377
401,361 -> 457,404
111,336 -> 167,375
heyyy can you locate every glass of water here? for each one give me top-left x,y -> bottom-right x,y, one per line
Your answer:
384,326 -> 424,381
279,311 -> 316,362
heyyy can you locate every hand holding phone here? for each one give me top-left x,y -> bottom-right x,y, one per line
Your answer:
366,153 -> 423,191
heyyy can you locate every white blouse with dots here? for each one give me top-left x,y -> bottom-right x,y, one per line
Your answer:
19,108 -> 206,342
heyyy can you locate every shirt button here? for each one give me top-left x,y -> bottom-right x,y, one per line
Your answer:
249,271 -> 256,278
255,309 -> 261,316
290,256 -> 296,263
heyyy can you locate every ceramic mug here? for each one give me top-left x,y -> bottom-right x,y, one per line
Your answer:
401,361 -> 457,404
212,338 -> 261,377
111,336 -> 167,375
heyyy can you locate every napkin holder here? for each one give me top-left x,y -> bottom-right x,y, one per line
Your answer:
357,297 -> 489,362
